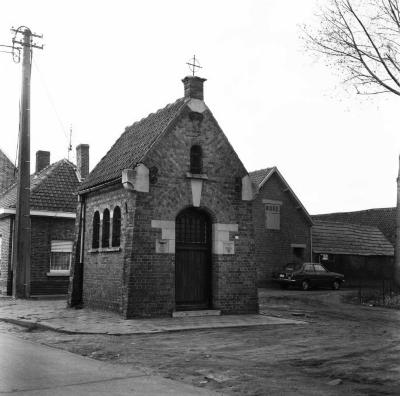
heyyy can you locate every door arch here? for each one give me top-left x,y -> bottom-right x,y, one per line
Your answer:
175,207 -> 212,310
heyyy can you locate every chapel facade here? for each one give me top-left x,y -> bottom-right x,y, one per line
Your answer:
69,76 -> 259,318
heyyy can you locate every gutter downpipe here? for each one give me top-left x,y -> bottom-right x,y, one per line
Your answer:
68,194 -> 86,308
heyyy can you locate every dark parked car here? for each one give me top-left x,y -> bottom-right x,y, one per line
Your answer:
272,262 -> 345,291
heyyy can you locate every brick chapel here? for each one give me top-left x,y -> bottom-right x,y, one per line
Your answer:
68,75 -> 259,318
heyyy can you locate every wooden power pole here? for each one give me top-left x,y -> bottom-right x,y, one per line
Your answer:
10,27 -> 42,298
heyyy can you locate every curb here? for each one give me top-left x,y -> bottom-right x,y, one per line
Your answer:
0,315 -> 306,336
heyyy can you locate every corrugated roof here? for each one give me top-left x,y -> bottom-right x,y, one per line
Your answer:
312,207 -> 396,246
312,220 -> 394,256
0,159 -> 79,212
79,98 -> 187,191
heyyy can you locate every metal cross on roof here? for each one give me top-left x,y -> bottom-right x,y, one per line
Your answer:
187,55 -> 202,76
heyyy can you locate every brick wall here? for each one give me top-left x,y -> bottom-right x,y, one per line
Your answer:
253,173 -> 312,286
0,217 -> 13,295
80,187 -> 135,314
76,105 -> 258,317
0,215 -> 74,295
30,217 -> 75,295
127,107 -> 258,317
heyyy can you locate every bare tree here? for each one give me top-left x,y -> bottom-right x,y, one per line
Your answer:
305,0 -> 400,288
304,0 -> 400,96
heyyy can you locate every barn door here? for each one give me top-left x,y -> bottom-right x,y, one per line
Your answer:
175,208 -> 212,310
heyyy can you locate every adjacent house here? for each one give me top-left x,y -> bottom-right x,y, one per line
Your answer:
249,167 -> 313,286
0,149 -> 16,195
0,146 -> 88,296
312,220 -> 394,286
69,75 -> 259,318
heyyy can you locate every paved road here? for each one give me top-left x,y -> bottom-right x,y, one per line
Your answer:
0,333 -> 215,395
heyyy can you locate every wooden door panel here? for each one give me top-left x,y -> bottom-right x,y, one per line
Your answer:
175,208 -> 211,309
175,249 -> 209,305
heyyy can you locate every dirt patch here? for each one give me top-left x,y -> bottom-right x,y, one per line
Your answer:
1,290 -> 399,395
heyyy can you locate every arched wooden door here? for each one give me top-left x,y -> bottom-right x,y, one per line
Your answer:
175,208 -> 212,310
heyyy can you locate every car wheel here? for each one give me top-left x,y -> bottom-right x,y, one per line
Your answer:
332,280 -> 340,290
301,280 -> 310,291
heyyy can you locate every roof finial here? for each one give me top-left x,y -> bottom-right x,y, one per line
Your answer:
186,55 -> 202,77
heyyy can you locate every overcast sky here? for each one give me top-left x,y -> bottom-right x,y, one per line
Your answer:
0,0 -> 399,215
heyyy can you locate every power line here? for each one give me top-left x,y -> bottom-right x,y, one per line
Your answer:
32,58 -> 69,140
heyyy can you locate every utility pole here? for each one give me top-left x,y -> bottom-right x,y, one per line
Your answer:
8,27 -> 43,298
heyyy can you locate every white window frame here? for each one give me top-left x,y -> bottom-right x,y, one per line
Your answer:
49,240 -> 73,275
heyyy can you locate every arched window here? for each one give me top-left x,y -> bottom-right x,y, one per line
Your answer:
92,211 -> 100,249
112,206 -> 121,247
190,145 -> 203,174
102,209 -> 110,248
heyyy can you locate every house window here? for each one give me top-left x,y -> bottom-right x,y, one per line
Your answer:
92,211 -> 100,248
112,206 -> 121,247
265,204 -> 281,230
102,208 -> 110,247
50,240 -> 73,272
190,145 -> 203,174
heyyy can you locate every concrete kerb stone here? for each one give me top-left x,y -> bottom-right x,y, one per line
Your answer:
0,297 -> 307,336
0,314 -> 307,336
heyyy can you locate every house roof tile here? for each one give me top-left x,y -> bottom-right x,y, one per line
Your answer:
0,159 -> 79,213
249,167 -> 313,225
312,220 -> 394,256
248,168 -> 274,187
312,207 -> 396,246
79,98 -> 187,191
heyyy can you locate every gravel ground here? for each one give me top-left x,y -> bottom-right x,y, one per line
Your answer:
1,288 -> 399,395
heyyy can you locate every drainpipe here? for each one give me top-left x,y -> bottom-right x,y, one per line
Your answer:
68,194 -> 86,307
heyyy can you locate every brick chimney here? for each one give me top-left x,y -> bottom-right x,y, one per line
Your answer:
182,76 -> 206,100
35,150 -> 50,173
76,144 -> 89,181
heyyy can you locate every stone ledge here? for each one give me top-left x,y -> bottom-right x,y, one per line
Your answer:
89,247 -> 121,254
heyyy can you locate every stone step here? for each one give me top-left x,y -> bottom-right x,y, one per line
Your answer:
172,309 -> 221,318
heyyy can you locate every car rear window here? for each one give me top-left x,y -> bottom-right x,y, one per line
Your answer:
314,264 -> 327,272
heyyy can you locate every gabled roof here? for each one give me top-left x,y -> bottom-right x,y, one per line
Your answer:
249,167 -> 313,225
248,167 -> 274,187
312,220 -> 394,256
0,159 -> 79,213
79,98 -> 187,191
0,148 -> 17,193
312,207 -> 396,246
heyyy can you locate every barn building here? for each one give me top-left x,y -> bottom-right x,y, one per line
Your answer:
68,76 -> 259,318
249,167 -> 313,286
312,217 -> 395,286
